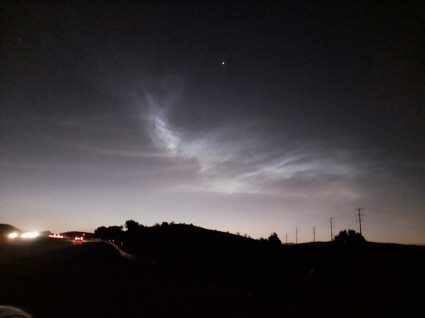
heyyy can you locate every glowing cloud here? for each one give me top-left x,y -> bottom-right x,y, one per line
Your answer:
145,98 -> 359,195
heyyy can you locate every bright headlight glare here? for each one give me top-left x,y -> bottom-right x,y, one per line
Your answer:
8,232 -> 19,238
21,232 -> 39,238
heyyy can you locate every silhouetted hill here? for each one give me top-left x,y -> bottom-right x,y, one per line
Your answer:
117,223 -> 282,261
3,220 -> 425,317
0,223 -> 20,235
91,221 -> 425,316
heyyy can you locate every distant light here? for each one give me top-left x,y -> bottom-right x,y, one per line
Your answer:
49,233 -> 63,238
21,232 -> 39,238
8,232 -> 18,238
222,61 -> 225,65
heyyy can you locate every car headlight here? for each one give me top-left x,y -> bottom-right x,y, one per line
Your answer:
21,232 -> 39,238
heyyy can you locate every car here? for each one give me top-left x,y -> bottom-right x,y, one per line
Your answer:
49,233 -> 64,238
74,236 -> 84,242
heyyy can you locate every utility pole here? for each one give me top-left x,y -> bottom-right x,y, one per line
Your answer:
313,227 -> 316,243
357,208 -> 364,235
296,227 -> 298,245
286,233 -> 288,245
330,218 -> 334,241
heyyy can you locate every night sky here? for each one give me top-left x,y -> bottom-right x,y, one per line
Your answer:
2,1 -> 424,244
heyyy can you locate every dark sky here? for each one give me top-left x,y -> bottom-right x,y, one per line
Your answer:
2,1 -> 424,244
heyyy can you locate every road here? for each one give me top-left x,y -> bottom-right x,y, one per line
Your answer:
1,240 -> 151,317
0,237 -> 74,263
0,240 -> 250,317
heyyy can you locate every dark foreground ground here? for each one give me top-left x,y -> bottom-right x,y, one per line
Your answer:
1,238 -> 424,317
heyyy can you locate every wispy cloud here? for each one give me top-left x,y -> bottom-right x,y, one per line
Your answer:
145,97 -> 361,195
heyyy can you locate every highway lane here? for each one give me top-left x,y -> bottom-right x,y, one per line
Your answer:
0,240 -> 260,317
0,237 -> 74,264
0,241 -> 148,317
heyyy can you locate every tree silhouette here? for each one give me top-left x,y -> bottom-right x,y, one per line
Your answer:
94,226 -> 108,240
94,225 -> 123,242
334,229 -> 366,245
268,232 -> 282,245
125,220 -> 140,233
